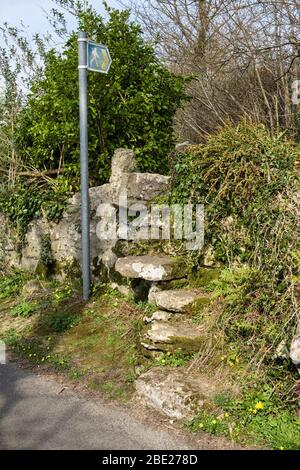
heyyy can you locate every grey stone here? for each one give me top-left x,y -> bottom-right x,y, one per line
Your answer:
151,289 -> 205,313
135,367 -> 217,420
110,282 -> 131,296
20,256 -> 41,273
175,141 -> 192,153
144,311 -> 172,324
290,335 -> 300,365
110,148 -> 136,183
126,173 -> 170,202
115,256 -> 184,282
0,215 -> 20,269
141,320 -> 204,352
0,149 -> 172,280
275,340 -> 289,360
148,284 -> 161,303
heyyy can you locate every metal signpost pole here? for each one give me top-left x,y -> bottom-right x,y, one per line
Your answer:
78,31 -> 90,301
78,30 -> 112,301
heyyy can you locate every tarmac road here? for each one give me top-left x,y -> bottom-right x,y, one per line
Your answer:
0,360 -> 194,450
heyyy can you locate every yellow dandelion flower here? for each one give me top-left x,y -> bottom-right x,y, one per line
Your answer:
199,423 -> 204,429
254,401 -> 264,410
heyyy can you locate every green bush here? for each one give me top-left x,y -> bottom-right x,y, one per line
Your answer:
16,6 -> 187,184
171,120 -> 299,283
170,120 -> 300,385
0,271 -> 27,299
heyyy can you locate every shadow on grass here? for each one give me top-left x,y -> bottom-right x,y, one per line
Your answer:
1,279 -> 146,403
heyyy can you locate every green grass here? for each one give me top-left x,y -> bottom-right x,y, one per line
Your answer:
188,389 -> 300,450
1,333 -> 71,370
45,310 -> 81,332
154,351 -> 194,368
1,270 -> 299,449
0,274 -> 147,401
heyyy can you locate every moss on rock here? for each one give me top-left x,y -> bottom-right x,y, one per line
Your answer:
188,267 -> 221,289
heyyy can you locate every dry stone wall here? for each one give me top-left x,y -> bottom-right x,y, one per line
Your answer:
0,149 -> 170,279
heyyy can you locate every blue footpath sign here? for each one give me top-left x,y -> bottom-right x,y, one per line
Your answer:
87,42 -> 112,74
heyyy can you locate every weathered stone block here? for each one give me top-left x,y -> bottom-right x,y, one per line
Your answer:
144,311 -> 172,323
110,148 -> 136,183
290,334 -> 300,365
141,320 -> 204,353
135,367 -> 217,420
115,255 -> 186,282
126,173 -> 170,202
151,288 -> 207,313
0,149 -> 172,280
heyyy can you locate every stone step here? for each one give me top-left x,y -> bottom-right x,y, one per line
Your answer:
149,288 -> 208,313
115,255 -> 186,282
141,320 -> 204,353
135,367 -> 218,420
143,310 -> 172,324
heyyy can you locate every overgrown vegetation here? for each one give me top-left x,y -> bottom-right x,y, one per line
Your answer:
170,120 -> 300,447
0,270 -> 28,299
16,6 -> 186,181
0,1 -> 187,241
0,271 -> 147,401
1,0 -> 300,450
0,181 -> 68,243
189,388 -> 300,450
171,120 -> 299,337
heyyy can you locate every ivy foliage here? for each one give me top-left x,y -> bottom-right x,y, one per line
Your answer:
0,180 -> 68,243
15,5 -> 187,185
170,120 -> 300,369
170,120 -> 299,277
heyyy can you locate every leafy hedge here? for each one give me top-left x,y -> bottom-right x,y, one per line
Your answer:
170,120 -> 300,377
171,120 -> 299,276
16,7 -> 187,185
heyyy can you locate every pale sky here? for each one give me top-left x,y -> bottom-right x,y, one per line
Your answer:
0,0 -> 121,36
